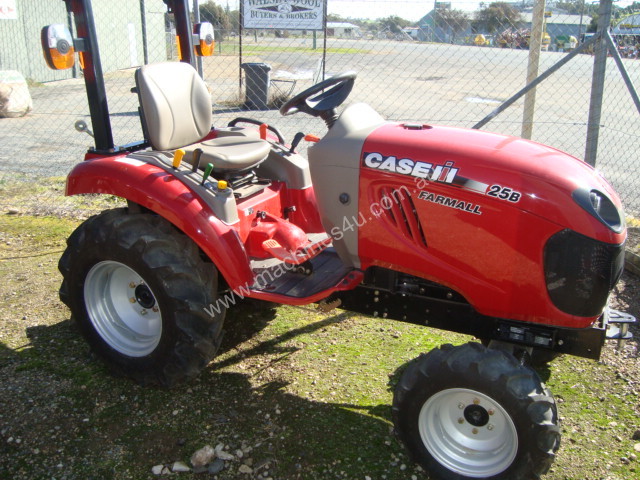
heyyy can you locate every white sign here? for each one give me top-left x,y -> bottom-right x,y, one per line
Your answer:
0,0 -> 17,20
243,0 -> 325,31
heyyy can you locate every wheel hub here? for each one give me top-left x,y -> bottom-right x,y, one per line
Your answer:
418,388 -> 518,477
84,260 -> 162,357
134,284 -> 156,309
464,404 -> 490,427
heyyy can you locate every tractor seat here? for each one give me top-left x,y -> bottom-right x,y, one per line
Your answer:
135,62 -> 269,172
182,136 -> 271,172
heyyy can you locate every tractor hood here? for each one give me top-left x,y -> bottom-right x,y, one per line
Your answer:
361,123 -> 626,244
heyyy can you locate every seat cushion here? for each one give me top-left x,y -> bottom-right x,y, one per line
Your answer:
136,62 -> 212,151
183,136 -> 271,172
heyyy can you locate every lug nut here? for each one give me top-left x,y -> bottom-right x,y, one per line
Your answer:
458,417 -> 464,424
487,424 -> 494,431
129,282 -> 136,288
140,309 -> 147,315
488,409 -> 495,416
472,428 -> 479,435
152,306 -> 159,312
473,398 -> 481,405
458,402 -> 465,409
129,297 -> 136,303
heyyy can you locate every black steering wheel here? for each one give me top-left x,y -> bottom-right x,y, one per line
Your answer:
279,71 -> 357,127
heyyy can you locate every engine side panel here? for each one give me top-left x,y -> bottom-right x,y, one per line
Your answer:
307,103 -> 387,268
356,123 -> 626,328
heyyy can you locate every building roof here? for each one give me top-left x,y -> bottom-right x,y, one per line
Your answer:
613,13 -> 640,35
327,22 -> 360,29
520,13 -> 591,26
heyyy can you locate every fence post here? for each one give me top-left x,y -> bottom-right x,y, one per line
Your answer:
521,0 -> 546,140
193,0 -> 203,78
585,0 -> 612,167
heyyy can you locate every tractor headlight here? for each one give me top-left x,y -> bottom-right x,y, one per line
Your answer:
573,188 -> 624,233
544,229 -> 625,317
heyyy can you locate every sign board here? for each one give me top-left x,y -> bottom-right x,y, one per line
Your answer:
0,0 -> 17,20
243,0 -> 325,30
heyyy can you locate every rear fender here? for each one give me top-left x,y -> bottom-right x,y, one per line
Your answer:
66,156 -> 254,290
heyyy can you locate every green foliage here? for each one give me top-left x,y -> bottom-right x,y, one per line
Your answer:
199,0 -> 231,39
473,2 -> 522,33
378,15 -> 414,34
435,8 -> 470,41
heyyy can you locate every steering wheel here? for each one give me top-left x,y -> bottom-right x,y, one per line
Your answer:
279,71 -> 357,127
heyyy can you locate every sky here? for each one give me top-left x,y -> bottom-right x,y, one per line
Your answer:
211,1 -> 638,22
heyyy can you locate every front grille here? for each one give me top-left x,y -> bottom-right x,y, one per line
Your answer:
544,229 -> 625,317
379,186 -> 427,250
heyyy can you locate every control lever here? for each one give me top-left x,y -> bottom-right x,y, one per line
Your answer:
289,132 -> 305,153
192,148 -> 203,173
202,163 -> 214,185
74,119 -> 94,138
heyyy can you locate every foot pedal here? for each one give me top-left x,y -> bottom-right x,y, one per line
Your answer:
605,308 -> 636,350
263,237 -> 332,265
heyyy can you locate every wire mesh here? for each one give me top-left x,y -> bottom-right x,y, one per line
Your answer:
0,0 -> 638,218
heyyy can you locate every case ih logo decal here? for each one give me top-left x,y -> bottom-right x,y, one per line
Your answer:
418,191 -> 483,215
363,152 -> 458,184
362,152 -> 522,205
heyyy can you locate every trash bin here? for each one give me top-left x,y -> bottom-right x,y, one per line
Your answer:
241,62 -> 271,110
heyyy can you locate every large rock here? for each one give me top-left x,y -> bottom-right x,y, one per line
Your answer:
0,70 -> 33,118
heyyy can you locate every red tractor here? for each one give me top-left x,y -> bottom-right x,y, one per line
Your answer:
43,1 -> 634,479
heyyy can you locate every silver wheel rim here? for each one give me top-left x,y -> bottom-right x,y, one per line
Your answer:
418,387 -> 518,478
84,260 -> 162,357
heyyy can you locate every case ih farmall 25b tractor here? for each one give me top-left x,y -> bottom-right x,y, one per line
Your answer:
43,1 -> 635,478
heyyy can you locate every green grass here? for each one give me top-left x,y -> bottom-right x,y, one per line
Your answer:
0,213 -> 638,480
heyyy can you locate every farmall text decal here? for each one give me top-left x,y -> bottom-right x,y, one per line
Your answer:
243,0 -> 324,30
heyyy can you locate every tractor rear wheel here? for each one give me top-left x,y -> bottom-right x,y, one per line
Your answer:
59,208 -> 225,387
393,342 -> 559,480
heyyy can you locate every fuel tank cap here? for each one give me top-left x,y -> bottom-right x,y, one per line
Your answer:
402,123 -> 432,130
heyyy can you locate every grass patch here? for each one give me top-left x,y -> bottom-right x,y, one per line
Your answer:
0,213 -> 638,480
0,176 -> 124,218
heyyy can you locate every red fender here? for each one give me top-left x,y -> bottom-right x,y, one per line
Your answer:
66,155 -> 254,290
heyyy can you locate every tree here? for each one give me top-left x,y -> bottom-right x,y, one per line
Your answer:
378,16 -> 413,35
199,1 -> 231,39
435,9 -> 470,43
473,2 -> 522,33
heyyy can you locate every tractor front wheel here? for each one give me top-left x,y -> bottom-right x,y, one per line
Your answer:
393,342 -> 560,480
59,208 -> 225,387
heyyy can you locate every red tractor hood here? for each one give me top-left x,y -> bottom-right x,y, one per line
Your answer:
362,123 -> 625,244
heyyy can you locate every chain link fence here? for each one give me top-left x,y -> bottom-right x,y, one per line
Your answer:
0,0 -> 639,218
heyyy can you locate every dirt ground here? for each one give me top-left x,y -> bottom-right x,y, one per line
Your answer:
0,214 -> 639,480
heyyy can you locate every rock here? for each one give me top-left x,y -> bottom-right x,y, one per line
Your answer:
621,457 -> 630,465
633,430 -> 640,441
191,445 -> 216,467
171,461 -> 190,472
215,444 -> 235,461
208,458 -> 225,474
238,464 -> 253,474
235,449 -> 244,459
630,454 -> 638,462
151,464 -> 171,475
0,70 -> 33,118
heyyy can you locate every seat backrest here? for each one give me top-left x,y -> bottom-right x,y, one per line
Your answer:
135,62 -> 212,151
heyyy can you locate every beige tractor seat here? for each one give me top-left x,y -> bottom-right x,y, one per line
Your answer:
135,62 -> 270,173
182,136 -> 271,172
